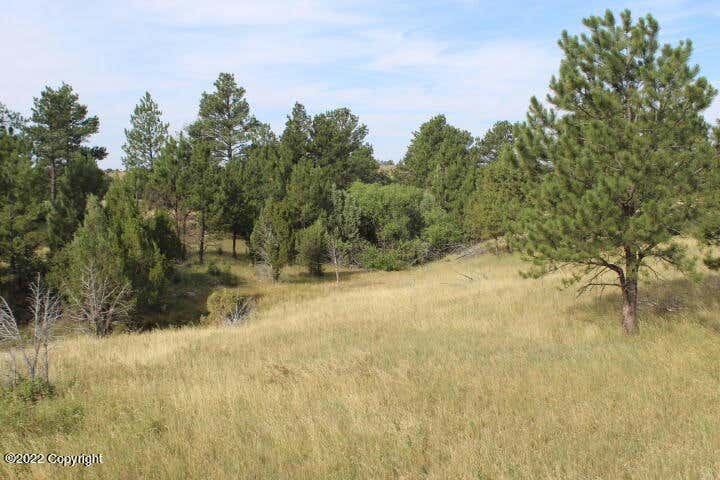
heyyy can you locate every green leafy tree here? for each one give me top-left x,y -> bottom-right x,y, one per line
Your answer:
27,83 -> 99,204
250,200 -> 292,281
516,10 -> 717,334
122,92 -> 169,171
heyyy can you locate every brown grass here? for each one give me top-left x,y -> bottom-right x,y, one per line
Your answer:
2,249 -> 720,479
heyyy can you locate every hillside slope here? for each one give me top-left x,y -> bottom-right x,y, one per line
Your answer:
2,253 -> 720,479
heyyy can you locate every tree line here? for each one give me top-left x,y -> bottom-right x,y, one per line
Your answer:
1,8 -> 719,336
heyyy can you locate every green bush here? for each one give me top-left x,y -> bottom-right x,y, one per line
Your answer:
297,218 -> 327,276
347,182 -> 461,270
359,245 -> 405,271
6,377 -> 56,403
396,239 -> 431,265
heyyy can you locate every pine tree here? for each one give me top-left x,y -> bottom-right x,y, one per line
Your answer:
27,83 -> 99,204
277,102 -> 312,182
474,121 -> 515,168
122,92 -> 169,171
46,148 -> 109,251
309,108 -> 378,187
148,134 -> 194,256
297,217 -> 327,277
698,120 -> 720,269
250,199 -> 292,281
516,10 -> 717,334
464,145 -> 527,247
189,73 -> 259,163
327,186 -> 362,283
188,141 -> 220,264
215,124 -> 279,257
0,116 -> 45,294
398,115 -> 475,220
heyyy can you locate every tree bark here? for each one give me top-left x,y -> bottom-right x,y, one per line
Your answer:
50,161 -> 57,205
198,209 -> 206,264
232,231 -> 237,259
621,250 -> 640,335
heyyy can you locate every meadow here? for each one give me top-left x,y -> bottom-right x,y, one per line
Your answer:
2,243 -> 720,479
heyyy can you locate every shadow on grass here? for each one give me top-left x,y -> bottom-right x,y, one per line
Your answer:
281,269 -> 367,285
568,274 -> 720,332
134,263 -> 246,331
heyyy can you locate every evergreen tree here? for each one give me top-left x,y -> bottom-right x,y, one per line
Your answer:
188,141 -> 220,264
122,92 -> 169,171
474,120 -> 515,168
327,186 -> 362,282
189,72 -> 259,163
277,102 -> 312,180
464,145 -> 526,247
0,116 -> 45,295
27,83 -> 99,204
284,160 -> 331,230
281,106 -> 379,234
297,217 -> 327,277
216,124 -> 280,257
250,199 -> 292,281
46,148 -> 109,251
516,10 -> 717,334
60,178 -> 176,315
0,102 -> 25,132
698,120 -> 720,269
398,115 -> 475,219
309,108 -> 378,187
148,134 -> 194,256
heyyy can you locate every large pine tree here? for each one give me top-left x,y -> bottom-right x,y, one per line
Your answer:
189,73 -> 259,164
517,10 -> 717,334
28,83 -> 99,205
122,92 -> 169,171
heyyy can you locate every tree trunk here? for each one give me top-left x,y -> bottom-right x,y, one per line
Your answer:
182,214 -> 188,260
621,278 -> 639,334
50,161 -> 57,205
621,250 -> 640,335
232,231 -> 237,259
199,209 -> 206,264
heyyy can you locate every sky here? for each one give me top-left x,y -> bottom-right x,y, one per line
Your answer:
2,0 -> 719,169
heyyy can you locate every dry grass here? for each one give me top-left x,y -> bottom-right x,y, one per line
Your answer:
2,250 -> 720,479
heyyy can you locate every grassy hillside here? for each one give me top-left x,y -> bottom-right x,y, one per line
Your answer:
2,249 -> 720,479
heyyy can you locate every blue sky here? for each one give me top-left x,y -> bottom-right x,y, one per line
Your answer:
2,0 -> 719,168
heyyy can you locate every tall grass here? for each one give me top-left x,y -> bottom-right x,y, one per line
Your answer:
2,251 -> 720,479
